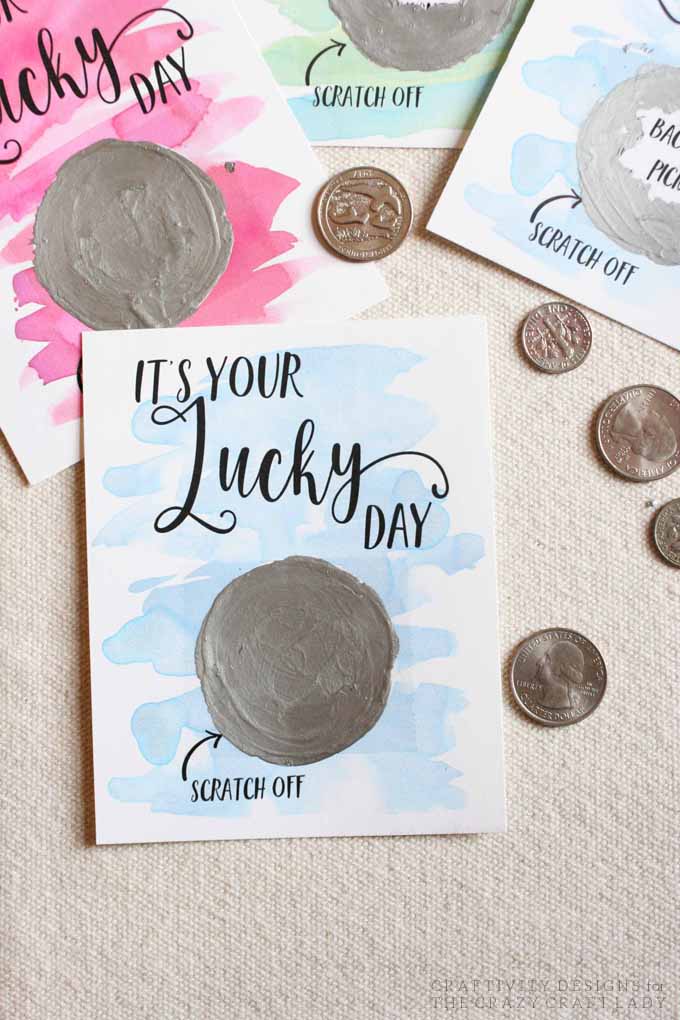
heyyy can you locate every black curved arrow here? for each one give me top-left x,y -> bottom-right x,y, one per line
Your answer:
658,0 -> 680,24
305,39 -> 347,86
181,730 -> 223,781
530,188 -> 582,224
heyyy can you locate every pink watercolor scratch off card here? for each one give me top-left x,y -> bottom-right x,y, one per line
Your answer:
0,0 -> 386,484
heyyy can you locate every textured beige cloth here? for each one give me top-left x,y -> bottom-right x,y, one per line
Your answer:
1,148 -> 678,1020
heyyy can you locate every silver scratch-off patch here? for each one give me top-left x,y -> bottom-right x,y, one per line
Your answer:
196,557 -> 398,766
329,0 -> 518,72
33,139 -> 233,330
578,66 -> 680,266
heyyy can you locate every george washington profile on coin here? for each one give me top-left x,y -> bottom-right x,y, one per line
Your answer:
535,641 -> 585,711
597,386 -> 680,481
611,399 -> 677,463
511,629 -> 607,727
654,498 -> 680,567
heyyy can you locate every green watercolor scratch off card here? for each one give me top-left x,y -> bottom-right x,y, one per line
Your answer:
237,0 -> 532,148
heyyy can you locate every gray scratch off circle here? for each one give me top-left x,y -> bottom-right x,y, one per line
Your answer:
196,557 -> 398,766
577,66 -> 680,265
329,0 -> 518,72
33,139 -> 233,330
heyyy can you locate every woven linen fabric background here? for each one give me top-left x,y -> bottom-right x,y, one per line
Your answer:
1,147 -> 678,1020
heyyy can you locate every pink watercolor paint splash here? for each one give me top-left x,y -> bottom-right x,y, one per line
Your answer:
0,2 -> 316,426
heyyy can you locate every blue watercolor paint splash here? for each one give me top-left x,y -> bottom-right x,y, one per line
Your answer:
99,345 -> 486,819
466,9 -> 680,309
109,681 -> 467,816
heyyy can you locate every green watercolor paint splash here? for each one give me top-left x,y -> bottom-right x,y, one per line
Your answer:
268,0 -> 337,32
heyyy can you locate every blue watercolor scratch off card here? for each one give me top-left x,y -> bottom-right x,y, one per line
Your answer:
430,0 -> 680,350
83,318 -> 505,845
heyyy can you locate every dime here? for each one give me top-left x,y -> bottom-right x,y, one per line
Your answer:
511,629 -> 607,727
597,386 -> 680,482
521,302 -> 592,373
315,166 -> 412,261
654,498 -> 680,567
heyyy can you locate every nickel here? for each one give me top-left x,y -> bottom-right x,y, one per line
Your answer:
654,498 -> 680,567
597,386 -> 680,481
511,629 -> 607,727
315,166 -> 412,262
522,302 -> 592,373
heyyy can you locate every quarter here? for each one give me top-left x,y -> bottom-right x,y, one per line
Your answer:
510,628 -> 607,727
315,166 -> 412,262
597,385 -> 680,482
654,498 -> 680,567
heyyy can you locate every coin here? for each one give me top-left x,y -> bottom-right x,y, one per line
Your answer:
654,498 -> 680,567
510,629 -> 607,727
597,386 -> 680,482
521,302 -> 592,373
315,166 -> 412,261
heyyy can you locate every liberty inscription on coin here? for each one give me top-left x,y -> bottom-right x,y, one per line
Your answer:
511,629 -> 607,727
521,302 -> 592,374
315,166 -> 412,262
